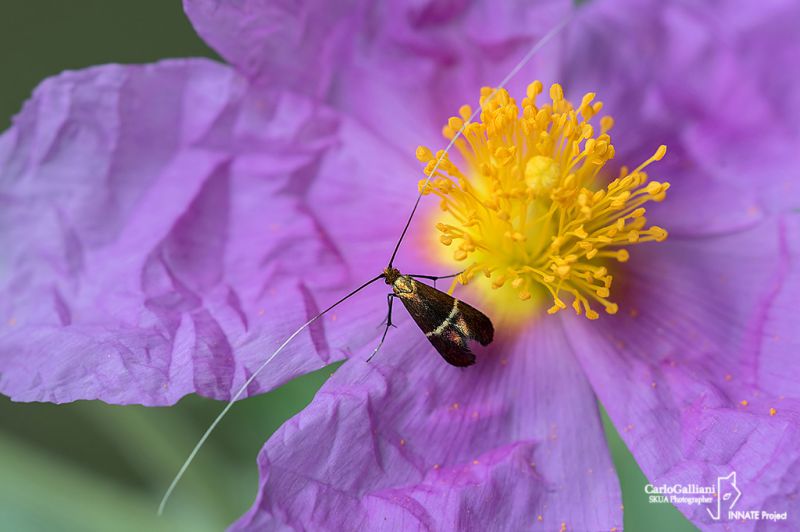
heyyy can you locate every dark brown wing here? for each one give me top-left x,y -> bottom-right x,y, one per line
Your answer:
454,298 -> 494,346
399,279 -> 494,367
427,329 -> 476,367
398,280 -> 456,332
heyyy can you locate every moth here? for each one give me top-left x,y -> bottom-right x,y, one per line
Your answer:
374,267 -> 494,367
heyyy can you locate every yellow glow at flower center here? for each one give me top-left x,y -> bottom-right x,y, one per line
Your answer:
417,82 -> 669,320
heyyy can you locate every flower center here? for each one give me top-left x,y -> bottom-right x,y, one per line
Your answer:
417,82 -> 669,320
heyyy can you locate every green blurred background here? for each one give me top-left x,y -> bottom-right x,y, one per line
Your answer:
0,2 -> 696,530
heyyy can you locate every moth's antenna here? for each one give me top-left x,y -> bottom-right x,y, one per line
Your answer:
387,13 -> 574,268
157,273 -> 385,516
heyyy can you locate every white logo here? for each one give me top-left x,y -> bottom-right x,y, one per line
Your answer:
706,472 -> 741,520
644,471 -> 789,523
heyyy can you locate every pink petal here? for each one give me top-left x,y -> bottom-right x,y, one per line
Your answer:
563,0 -> 800,228
0,60 -> 384,405
566,215 -> 800,529
233,317 -> 621,530
184,0 -> 573,154
183,0 -> 362,97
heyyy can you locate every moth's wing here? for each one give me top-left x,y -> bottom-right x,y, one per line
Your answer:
412,281 -> 494,347
400,280 -> 493,367
453,299 -> 494,346
427,328 -> 476,367
400,280 -> 456,333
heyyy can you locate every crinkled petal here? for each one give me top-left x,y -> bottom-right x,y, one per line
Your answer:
563,0 -> 800,227
232,317 -> 621,531
308,112 -> 437,275
182,0 -> 362,98
566,215 -> 800,530
185,0 -> 572,155
0,60 -> 384,405
331,0 -> 571,156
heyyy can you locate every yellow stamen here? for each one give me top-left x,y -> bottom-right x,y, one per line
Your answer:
419,82 -> 670,320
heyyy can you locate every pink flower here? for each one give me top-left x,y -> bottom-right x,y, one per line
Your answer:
1,0 -> 798,529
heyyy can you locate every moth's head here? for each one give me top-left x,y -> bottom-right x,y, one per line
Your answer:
383,267 -> 401,285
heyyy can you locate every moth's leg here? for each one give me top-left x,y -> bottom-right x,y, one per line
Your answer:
368,294 -> 396,362
376,292 -> 399,328
408,271 -> 462,289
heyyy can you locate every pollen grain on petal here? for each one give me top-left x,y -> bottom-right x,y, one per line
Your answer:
418,83 -> 670,320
